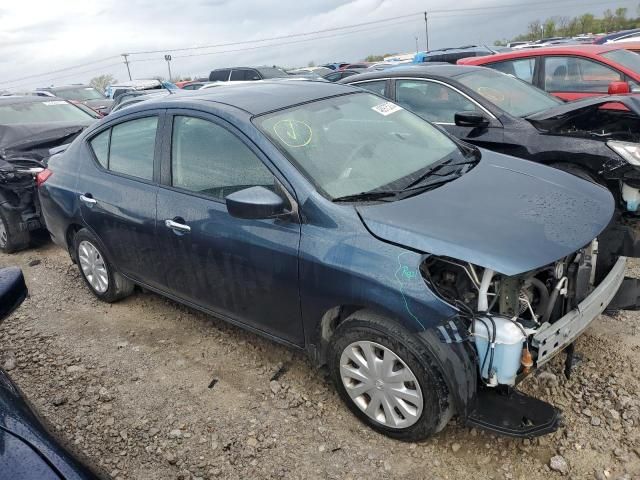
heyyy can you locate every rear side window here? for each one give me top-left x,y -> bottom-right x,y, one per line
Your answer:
353,80 -> 386,96
89,130 -> 110,168
171,116 -> 274,200
209,69 -> 231,81
88,117 -> 158,181
488,58 -> 536,83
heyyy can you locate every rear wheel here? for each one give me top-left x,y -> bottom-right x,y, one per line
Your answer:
73,228 -> 134,302
328,312 -> 452,441
0,207 -> 31,254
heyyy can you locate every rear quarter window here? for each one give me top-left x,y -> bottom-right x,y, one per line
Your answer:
89,130 -> 110,168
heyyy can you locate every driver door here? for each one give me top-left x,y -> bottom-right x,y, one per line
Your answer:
155,112 -> 303,345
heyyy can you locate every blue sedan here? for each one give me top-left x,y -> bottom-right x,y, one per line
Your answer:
38,81 -> 623,440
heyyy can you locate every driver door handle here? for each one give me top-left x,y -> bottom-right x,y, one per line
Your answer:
165,219 -> 191,233
79,194 -> 96,206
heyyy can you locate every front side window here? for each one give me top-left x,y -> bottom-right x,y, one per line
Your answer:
254,93 -> 461,199
544,56 -> 623,93
90,117 -> 157,180
171,116 -> 275,200
601,49 -> 640,74
210,69 -> 231,82
230,70 -> 249,81
456,68 -> 562,117
395,79 -> 482,124
353,80 -> 386,96
488,58 -> 536,83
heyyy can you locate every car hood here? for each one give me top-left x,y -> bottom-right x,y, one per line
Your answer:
0,121 -> 93,164
357,151 -> 614,275
526,95 -> 640,130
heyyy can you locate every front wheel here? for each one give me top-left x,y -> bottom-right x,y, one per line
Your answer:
73,229 -> 134,302
328,312 -> 452,441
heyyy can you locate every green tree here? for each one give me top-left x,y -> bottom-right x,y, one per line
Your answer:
602,9 -> 615,32
543,18 -> 556,37
578,13 -> 595,33
365,55 -> 385,62
527,19 -> 542,39
89,74 -> 116,94
307,61 -> 316,67
615,7 -> 628,29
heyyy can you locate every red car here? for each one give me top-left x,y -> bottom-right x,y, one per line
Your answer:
458,44 -> 640,101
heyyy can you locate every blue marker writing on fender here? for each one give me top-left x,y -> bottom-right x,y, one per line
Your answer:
394,252 -> 424,328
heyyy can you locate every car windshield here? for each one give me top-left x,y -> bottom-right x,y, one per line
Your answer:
602,49 -> 640,73
456,68 -> 562,117
54,87 -> 106,101
254,92 -> 462,199
0,100 -> 94,124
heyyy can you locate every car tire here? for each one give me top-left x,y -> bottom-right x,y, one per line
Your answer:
0,206 -> 31,254
73,228 -> 134,302
328,311 -> 452,441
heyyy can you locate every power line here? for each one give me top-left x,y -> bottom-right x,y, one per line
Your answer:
430,0 -> 637,18
129,18 -> 422,63
125,12 -> 422,56
0,55 -> 120,86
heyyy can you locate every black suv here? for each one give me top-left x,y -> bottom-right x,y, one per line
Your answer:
208,66 -> 289,82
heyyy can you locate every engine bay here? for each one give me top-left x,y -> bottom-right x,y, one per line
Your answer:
422,240 -> 599,386
544,108 -> 640,143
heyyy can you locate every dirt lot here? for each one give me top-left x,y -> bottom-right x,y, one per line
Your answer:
1,241 -> 639,480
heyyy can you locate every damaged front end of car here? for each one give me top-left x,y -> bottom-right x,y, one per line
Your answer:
423,240 -> 626,437
528,95 -> 640,215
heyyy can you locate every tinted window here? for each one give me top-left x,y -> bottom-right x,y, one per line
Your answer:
353,80 -> 386,96
230,69 -> 249,81
0,100 -> 94,124
324,72 -> 342,82
489,58 -> 536,83
171,116 -> 274,200
395,80 -> 482,123
544,56 -> 623,92
182,83 -> 201,90
89,130 -> 110,168
109,117 -> 157,180
209,69 -> 231,81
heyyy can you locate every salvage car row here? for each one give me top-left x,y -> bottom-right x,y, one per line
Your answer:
2,47 -> 640,478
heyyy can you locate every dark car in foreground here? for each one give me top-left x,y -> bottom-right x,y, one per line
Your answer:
341,65 -> 640,229
0,267 -> 104,479
39,82 -> 626,440
0,96 -> 96,253
36,85 -> 113,116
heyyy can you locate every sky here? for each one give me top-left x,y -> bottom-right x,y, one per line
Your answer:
0,0 -> 638,90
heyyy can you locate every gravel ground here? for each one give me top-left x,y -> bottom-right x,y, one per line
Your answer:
1,241 -> 639,480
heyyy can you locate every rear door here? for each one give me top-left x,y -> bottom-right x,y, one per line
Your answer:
79,111 -> 164,288
155,111 -> 303,344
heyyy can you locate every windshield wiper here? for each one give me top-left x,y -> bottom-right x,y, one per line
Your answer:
332,190 -> 402,203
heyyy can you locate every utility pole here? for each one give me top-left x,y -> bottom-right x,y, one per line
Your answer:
164,54 -> 173,81
424,11 -> 429,51
121,54 -> 132,80
415,36 -> 419,52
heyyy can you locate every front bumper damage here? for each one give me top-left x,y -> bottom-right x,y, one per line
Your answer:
464,256 -> 627,438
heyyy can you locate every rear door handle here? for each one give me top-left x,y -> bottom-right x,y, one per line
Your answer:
79,194 -> 97,207
165,219 -> 191,233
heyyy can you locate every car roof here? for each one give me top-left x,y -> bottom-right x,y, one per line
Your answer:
39,84 -> 91,91
0,95 -> 64,106
136,80 -> 357,115
109,79 -> 162,88
341,64 -> 487,82
458,44 -> 630,64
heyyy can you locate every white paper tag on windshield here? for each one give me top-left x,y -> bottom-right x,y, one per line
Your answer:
42,101 -> 67,106
371,102 -> 402,116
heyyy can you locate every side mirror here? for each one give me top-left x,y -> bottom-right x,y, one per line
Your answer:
454,111 -> 490,128
608,81 -> 630,95
0,267 -> 27,323
225,186 -> 286,220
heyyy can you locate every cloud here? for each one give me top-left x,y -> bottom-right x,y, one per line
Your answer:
0,0 -> 629,89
